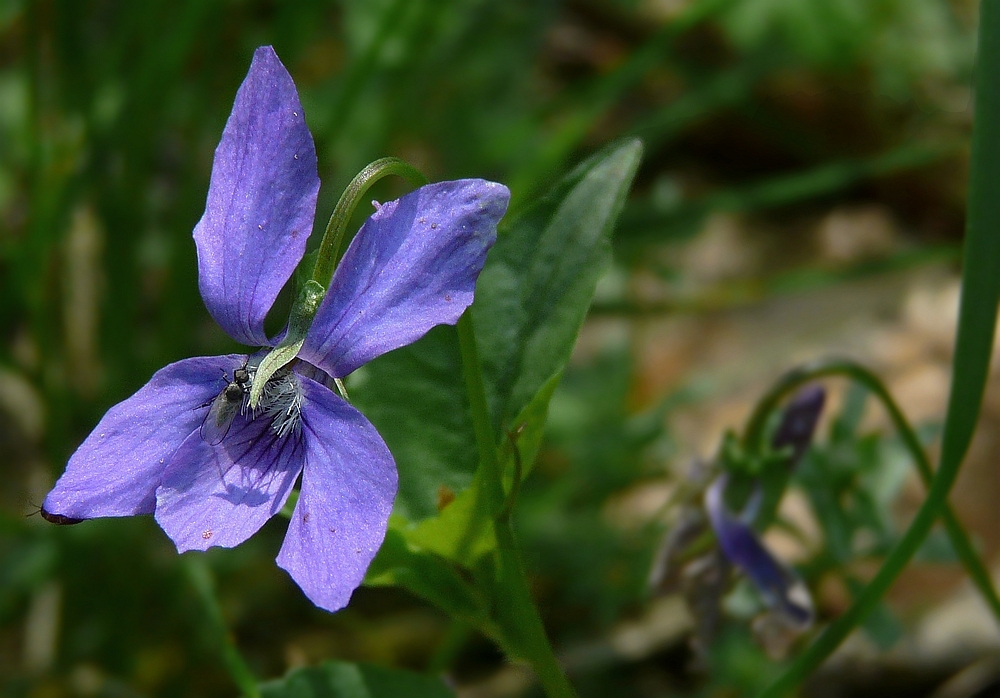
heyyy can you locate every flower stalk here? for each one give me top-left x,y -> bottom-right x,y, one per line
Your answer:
248,279 -> 325,408
311,156 -> 428,288
456,311 -> 577,698
252,157 -> 427,404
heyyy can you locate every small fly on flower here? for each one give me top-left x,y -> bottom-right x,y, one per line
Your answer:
201,361 -> 252,445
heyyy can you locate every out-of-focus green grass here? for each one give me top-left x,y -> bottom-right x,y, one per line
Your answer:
0,0 -> 980,695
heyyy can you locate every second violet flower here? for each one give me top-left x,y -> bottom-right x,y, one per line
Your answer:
42,46 -> 510,612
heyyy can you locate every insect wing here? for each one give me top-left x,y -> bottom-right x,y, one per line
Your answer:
200,389 -> 241,445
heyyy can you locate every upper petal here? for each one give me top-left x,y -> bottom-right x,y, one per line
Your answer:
43,355 -> 244,520
154,401 -> 305,552
705,476 -> 814,628
276,377 -> 397,612
193,45 -> 320,346
300,179 -> 509,377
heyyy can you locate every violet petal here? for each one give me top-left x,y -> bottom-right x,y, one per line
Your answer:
300,179 -> 509,377
705,475 -> 814,627
154,406 -> 305,552
43,356 -> 244,520
772,386 -> 825,469
193,45 -> 320,346
276,377 -> 397,612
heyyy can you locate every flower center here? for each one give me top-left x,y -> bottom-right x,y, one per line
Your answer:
246,362 -> 303,439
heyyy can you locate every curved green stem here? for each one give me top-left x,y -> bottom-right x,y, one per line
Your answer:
251,158 -> 426,402
311,157 -> 427,288
456,311 -> 577,698
744,359 -> 1000,625
759,4 -> 1000,690
248,280 -> 324,408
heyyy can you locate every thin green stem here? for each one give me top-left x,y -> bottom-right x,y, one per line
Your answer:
744,359 -> 1000,624
311,157 -> 427,288
183,557 -> 261,698
498,426 -> 526,525
455,311 -> 577,698
252,158 -> 425,403
759,5 -> 1000,689
492,522 -> 577,698
456,313 -> 504,512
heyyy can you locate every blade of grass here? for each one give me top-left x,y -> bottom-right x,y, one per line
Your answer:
629,63 -> 762,152
759,2 -> 1000,693
591,244 -> 960,316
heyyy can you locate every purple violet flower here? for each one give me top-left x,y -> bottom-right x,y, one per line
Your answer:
705,474 -> 813,628
771,385 -> 825,470
704,386 -> 826,628
42,46 -> 510,612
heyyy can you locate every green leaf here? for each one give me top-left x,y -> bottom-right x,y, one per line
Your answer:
352,140 -> 642,523
365,528 -> 490,625
404,370 -> 563,566
474,138 -> 643,431
259,661 -> 454,698
500,371 -> 563,484
351,325 -> 476,521
404,469 -> 498,564
939,0 -> 1000,517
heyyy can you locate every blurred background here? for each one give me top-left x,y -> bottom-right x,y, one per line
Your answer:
1,0 -> 998,695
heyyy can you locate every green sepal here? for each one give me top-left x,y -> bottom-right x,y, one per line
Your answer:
249,279 -> 325,408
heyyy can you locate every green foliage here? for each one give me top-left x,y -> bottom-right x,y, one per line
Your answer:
260,660 -> 454,698
351,326 -> 476,521
360,143 -> 642,678
763,7 -> 1000,688
707,626 -> 786,695
475,140 -> 642,431
721,0 -> 973,95
354,140 -> 641,524
788,386 -> 912,648
517,347 -> 669,629
795,386 -> 900,564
